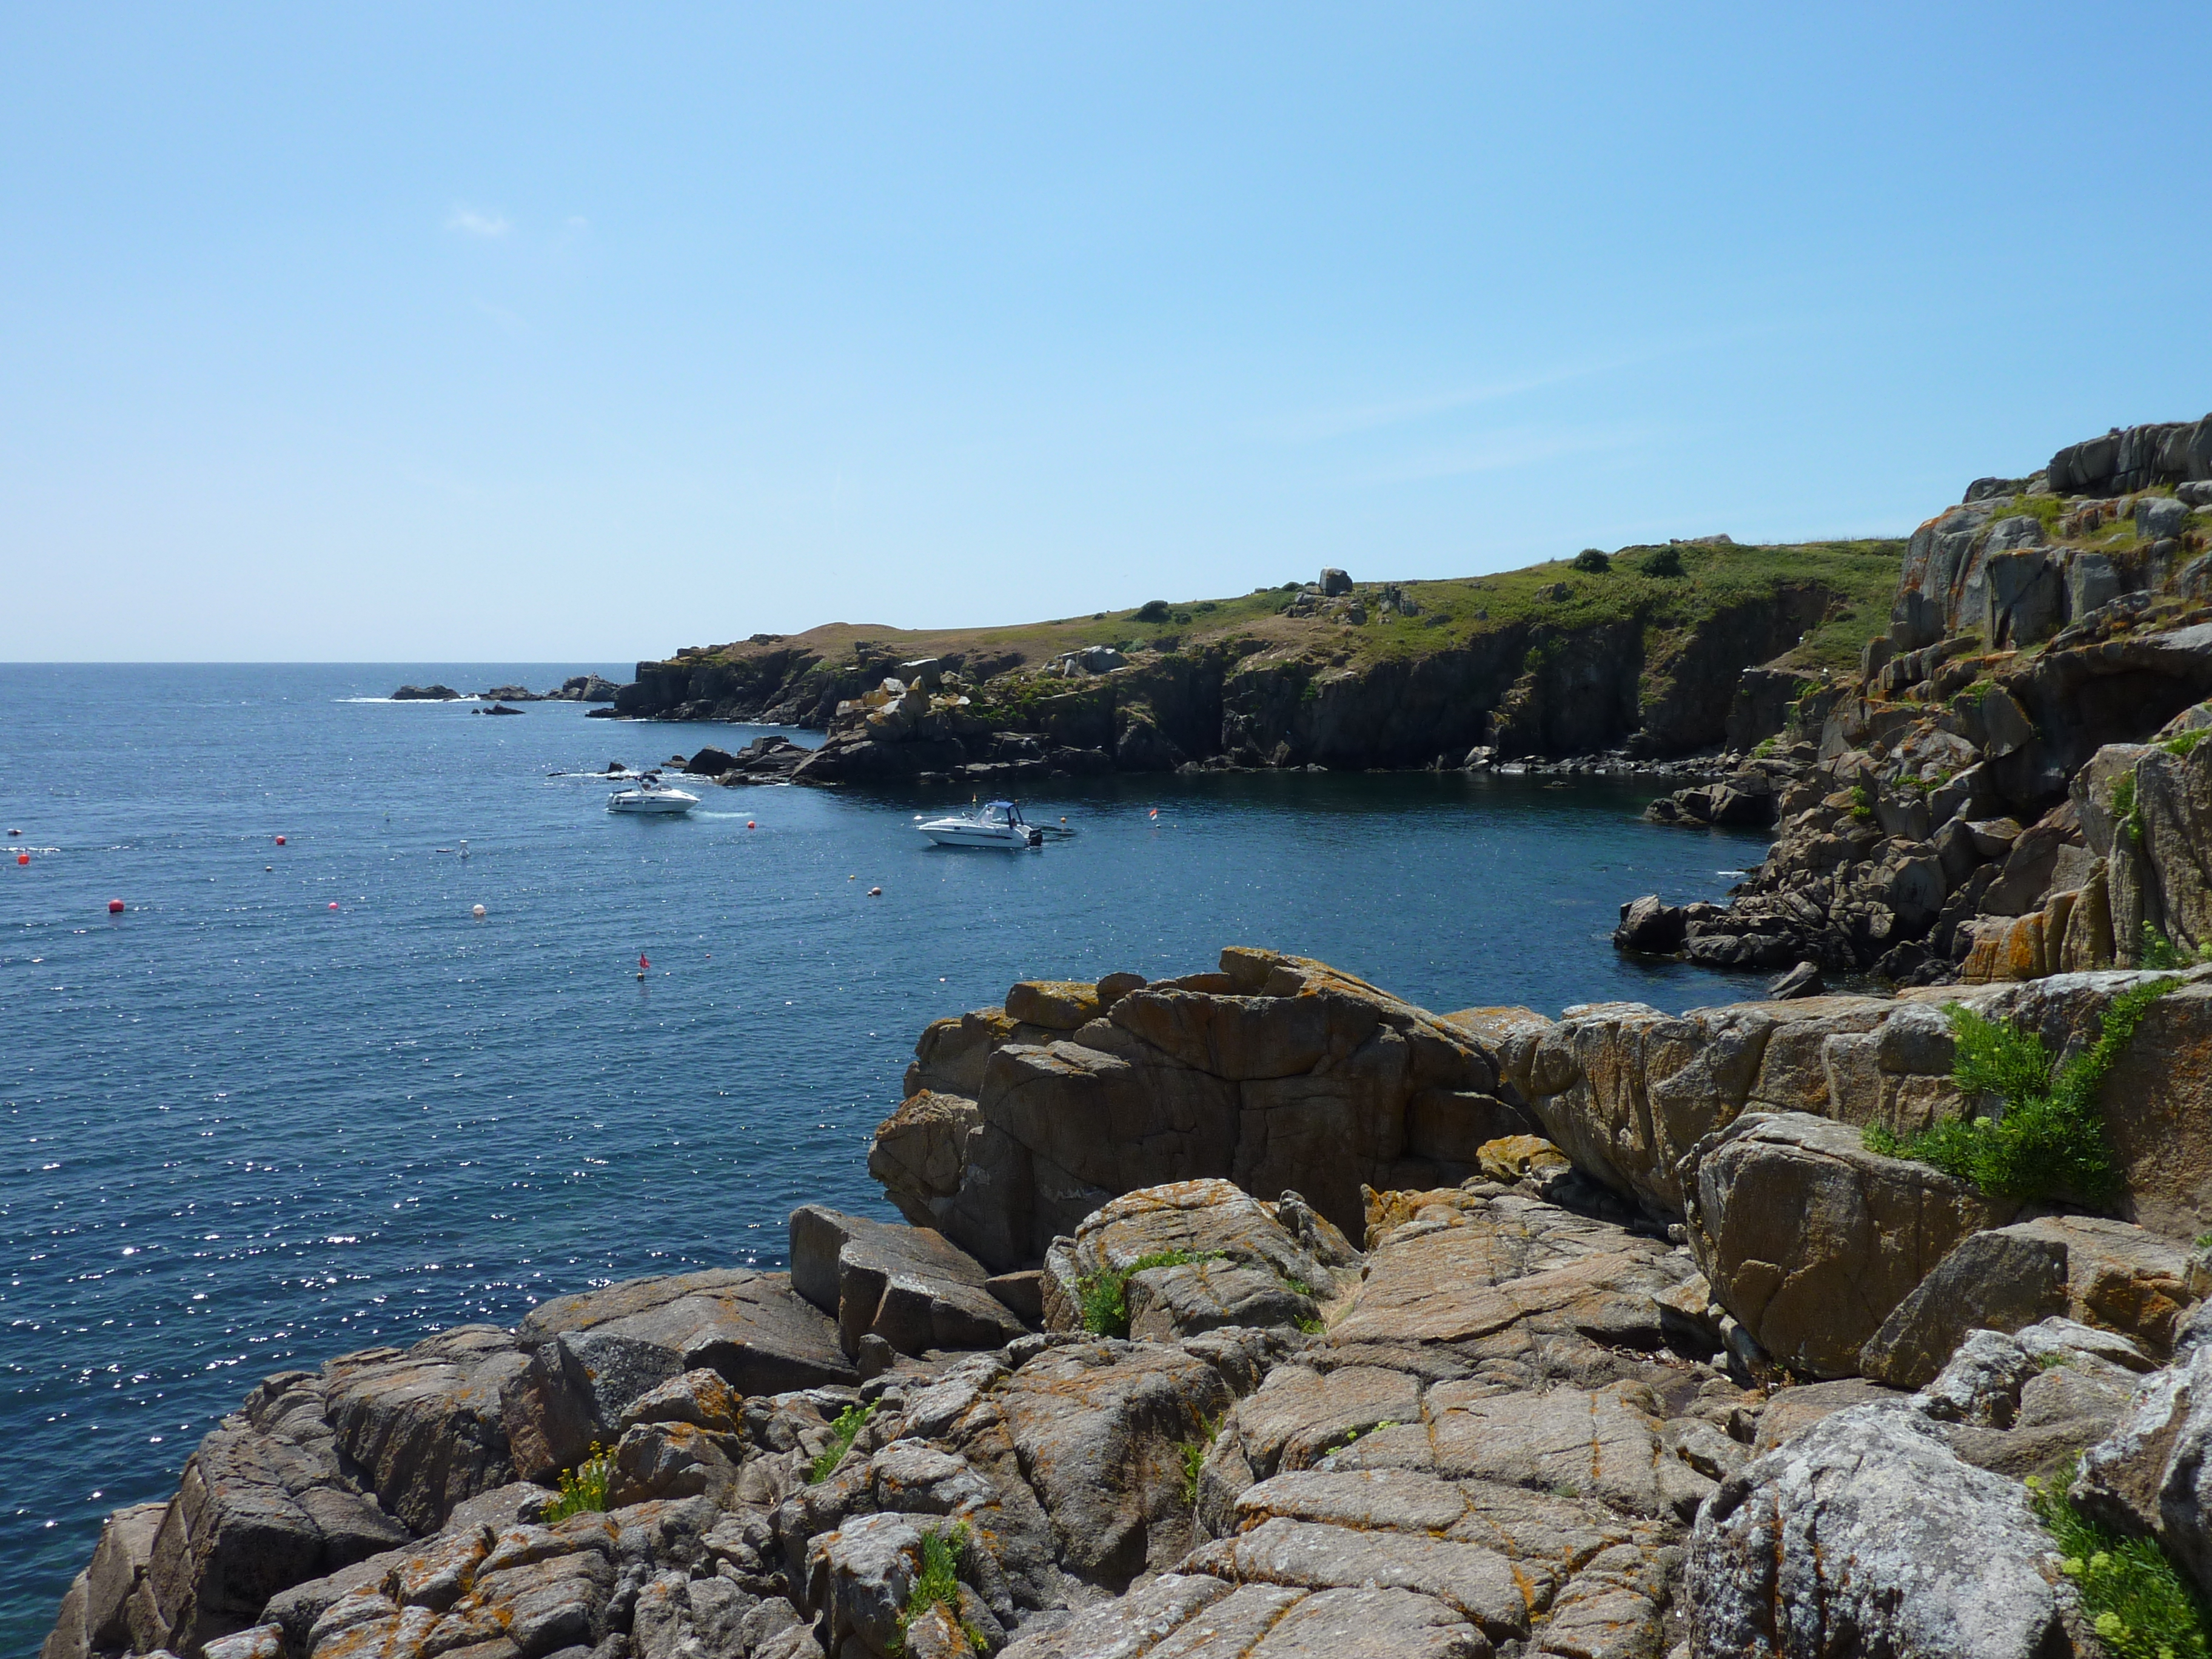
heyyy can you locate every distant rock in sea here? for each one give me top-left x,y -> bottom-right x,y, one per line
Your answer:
389,684 -> 461,700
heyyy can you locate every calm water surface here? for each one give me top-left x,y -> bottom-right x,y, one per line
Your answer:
1,663 -> 1770,1641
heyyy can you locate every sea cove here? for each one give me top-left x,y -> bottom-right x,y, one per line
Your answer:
0,662 -> 1769,1648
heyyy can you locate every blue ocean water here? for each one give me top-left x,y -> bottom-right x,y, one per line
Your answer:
1,662 -> 1771,1643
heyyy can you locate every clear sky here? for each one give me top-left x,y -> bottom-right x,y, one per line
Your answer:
5,4 -> 2210,662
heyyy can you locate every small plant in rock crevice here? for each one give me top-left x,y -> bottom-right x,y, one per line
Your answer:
1864,979 -> 2178,1201
1849,784 -> 1876,823
809,1402 -> 877,1484
890,1523 -> 986,1657
546,1442 -> 612,1520
2027,1467 -> 2211,1659
1178,1415 -> 1221,1507
2140,925 -> 2212,970
1075,1250 -> 1225,1338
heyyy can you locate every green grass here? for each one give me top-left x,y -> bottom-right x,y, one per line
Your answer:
1322,1419 -> 1399,1457
2160,729 -> 2206,759
2028,1468 -> 2211,1659
808,1403 -> 877,1484
1865,980 -> 2179,1201
2114,773 -> 2142,840
1178,1416 -> 1220,1507
891,1523 -> 985,1657
1075,1250 -> 1225,1338
545,1442 -> 612,1521
642,537 -> 1906,689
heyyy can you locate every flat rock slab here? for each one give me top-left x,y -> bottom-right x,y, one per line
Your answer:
520,1269 -> 856,1395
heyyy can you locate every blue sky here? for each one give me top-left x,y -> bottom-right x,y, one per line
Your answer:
5,4 -> 2210,661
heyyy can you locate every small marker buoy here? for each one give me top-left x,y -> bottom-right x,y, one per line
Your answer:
275,835 -> 286,846
471,904 -> 486,918
15,852 -> 27,865
107,898 -> 124,914
265,864 -> 273,871
747,820 -> 756,830
867,886 -> 883,897
327,901 -> 339,911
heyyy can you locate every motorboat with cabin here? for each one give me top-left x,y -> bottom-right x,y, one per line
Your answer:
606,771 -> 700,815
917,800 -> 1044,849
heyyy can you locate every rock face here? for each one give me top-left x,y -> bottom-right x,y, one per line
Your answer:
389,685 -> 461,701
1629,421 -> 2212,989
1492,968 -> 2212,1239
868,950 -> 1534,1270
1688,1407 -> 2074,1659
1681,1112 -> 2015,1378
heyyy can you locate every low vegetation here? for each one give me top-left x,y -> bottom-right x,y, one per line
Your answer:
1865,980 -> 2178,1201
809,1402 -> 877,1484
648,536 -> 1906,686
1075,1249 -> 1224,1338
891,1523 -> 985,1657
1178,1415 -> 1220,1507
545,1443 -> 613,1521
2027,1469 -> 2210,1659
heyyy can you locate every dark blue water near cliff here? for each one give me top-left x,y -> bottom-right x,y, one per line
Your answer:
1,662 -> 1770,1641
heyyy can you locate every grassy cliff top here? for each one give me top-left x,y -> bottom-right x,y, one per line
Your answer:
662,537 -> 1905,678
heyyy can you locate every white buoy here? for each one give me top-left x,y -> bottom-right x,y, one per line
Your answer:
472,903 -> 486,919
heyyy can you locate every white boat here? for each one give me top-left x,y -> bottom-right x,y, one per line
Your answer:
606,772 -> 699,816
917,800 -> 1043,849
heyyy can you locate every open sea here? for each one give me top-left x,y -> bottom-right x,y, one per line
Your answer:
1,662 -> 1772,1646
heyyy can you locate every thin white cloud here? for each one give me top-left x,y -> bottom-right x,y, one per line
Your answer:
446,206 -> 512,238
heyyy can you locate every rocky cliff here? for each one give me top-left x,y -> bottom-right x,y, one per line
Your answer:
601,540 -> 1898,784
1623,415 -> 2212,988
49,945 -> 2212,1659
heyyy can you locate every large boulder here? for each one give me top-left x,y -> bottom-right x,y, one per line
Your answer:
519,1267 -> 857,1396
2075,1340 -> 2212,1599
788,1205 -> 1027,1358
868,950 -> 1521,1269
1681,1112 -> 2015,1378
1861,1215 -> 2204,1387
1688,1408 -> 2074,1659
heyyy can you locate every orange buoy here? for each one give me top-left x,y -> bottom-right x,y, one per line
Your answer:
107,898 -> 124,914
747,820 -> 756,830
275,835 -> 286,845
14,852 -> 26,866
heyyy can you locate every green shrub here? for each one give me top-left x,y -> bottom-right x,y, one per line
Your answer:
546,1443 -> 614,1520
1849,785 -> 1875,823
2161,729 -> 2205,759
2028,1468 -> 2211,1659
1136,600 -> 1171,622
1640,547 -> 1684,578
1572,548 -> 1612,574
1864,980 -> 2178,1201
892,1523 -> 984,1656
809,1402 -> 877,1484
2140,927 -> 2212,970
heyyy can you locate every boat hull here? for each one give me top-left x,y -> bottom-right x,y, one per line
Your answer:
919,825 -> 1036,848
608,794 -> 698,815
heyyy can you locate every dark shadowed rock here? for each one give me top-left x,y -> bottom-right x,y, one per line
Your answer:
520,1269 -> 857,1397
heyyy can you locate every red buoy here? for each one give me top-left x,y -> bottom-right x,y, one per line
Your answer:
327,901 -> 339,911
747,820 -> 757,830
14,852 -> 25,865
275,835 -> 286,845
107,898 -> 124,914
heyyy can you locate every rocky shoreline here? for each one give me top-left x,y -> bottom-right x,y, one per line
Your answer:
1615,416 -> 2212,991
42,943 -> 2212,1659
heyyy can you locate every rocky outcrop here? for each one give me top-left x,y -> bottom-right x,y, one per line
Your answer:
867,950 -> 1535,1269
1631,420 -> 2212,987
389,685 -> 461,701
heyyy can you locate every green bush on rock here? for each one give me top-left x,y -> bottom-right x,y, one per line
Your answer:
546,1442 -> 613,1521
1865,980 -> 2178,1202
